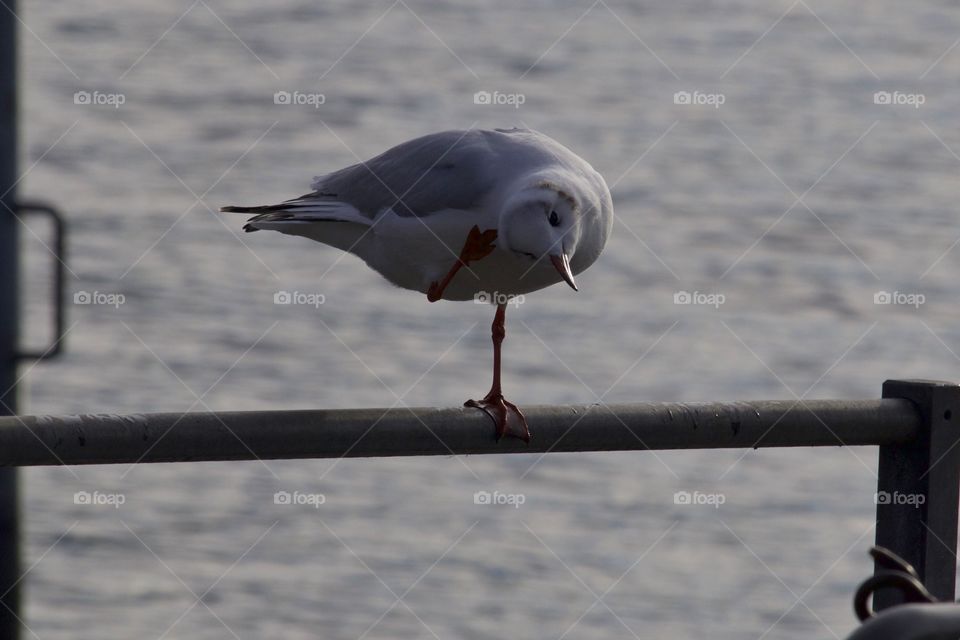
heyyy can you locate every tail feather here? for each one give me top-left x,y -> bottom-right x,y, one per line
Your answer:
220,197 -> 371,233
221,205 -> 279,214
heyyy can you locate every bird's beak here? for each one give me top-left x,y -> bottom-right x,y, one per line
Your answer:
550,254 -> 578,291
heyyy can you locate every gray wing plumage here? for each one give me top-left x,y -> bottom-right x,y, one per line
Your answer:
222,128 -> 567,229
309,129 -> 529,218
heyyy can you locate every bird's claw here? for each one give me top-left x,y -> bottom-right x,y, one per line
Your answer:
427,280 -> 442,302
460,225 -> 497,263
426,226 -> 498,302
465,393 -> 530,442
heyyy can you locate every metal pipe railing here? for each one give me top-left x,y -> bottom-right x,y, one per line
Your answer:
3,379 -> 960,630
0,398 -> 921,466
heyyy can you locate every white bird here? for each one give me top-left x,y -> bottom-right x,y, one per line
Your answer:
221,127 -> 613,441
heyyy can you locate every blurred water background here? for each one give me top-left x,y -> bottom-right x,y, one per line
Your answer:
13,1 -> 960,638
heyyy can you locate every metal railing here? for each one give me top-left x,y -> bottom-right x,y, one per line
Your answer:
3,378 -> 959,619
0,397 -> 922,464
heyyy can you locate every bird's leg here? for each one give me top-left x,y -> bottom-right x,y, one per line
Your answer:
427,225 -> 498,302
465,303 -> 531,442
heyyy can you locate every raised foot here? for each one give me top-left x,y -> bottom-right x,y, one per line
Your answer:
427,226 -> 498,302
465,393 -> 530,442
460,225 -> 498,262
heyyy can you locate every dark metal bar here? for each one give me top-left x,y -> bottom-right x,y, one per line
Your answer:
0,398 -> 920,467
875,380 -> 960,610
14,201 -> 66,361
0,0 -> 21,636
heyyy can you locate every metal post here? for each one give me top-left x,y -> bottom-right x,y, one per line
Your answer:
0,0 -> 20,636
875,379 -> 960,610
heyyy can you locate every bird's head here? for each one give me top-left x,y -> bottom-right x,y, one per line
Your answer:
498,179 -> 587,291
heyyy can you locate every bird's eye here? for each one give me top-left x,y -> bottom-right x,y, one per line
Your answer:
548,210 -> 560,227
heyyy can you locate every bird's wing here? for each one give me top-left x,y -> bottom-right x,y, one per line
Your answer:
221,128 -> 561,231
311,129 -> 514,219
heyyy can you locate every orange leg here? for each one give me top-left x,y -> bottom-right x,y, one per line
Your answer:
427,226 -> 498,302
465,303 -> 531,442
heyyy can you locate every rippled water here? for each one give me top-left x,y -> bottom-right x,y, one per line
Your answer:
13,1 -> 960,638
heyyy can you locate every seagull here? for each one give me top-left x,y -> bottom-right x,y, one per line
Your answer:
221,128 -> 613,442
